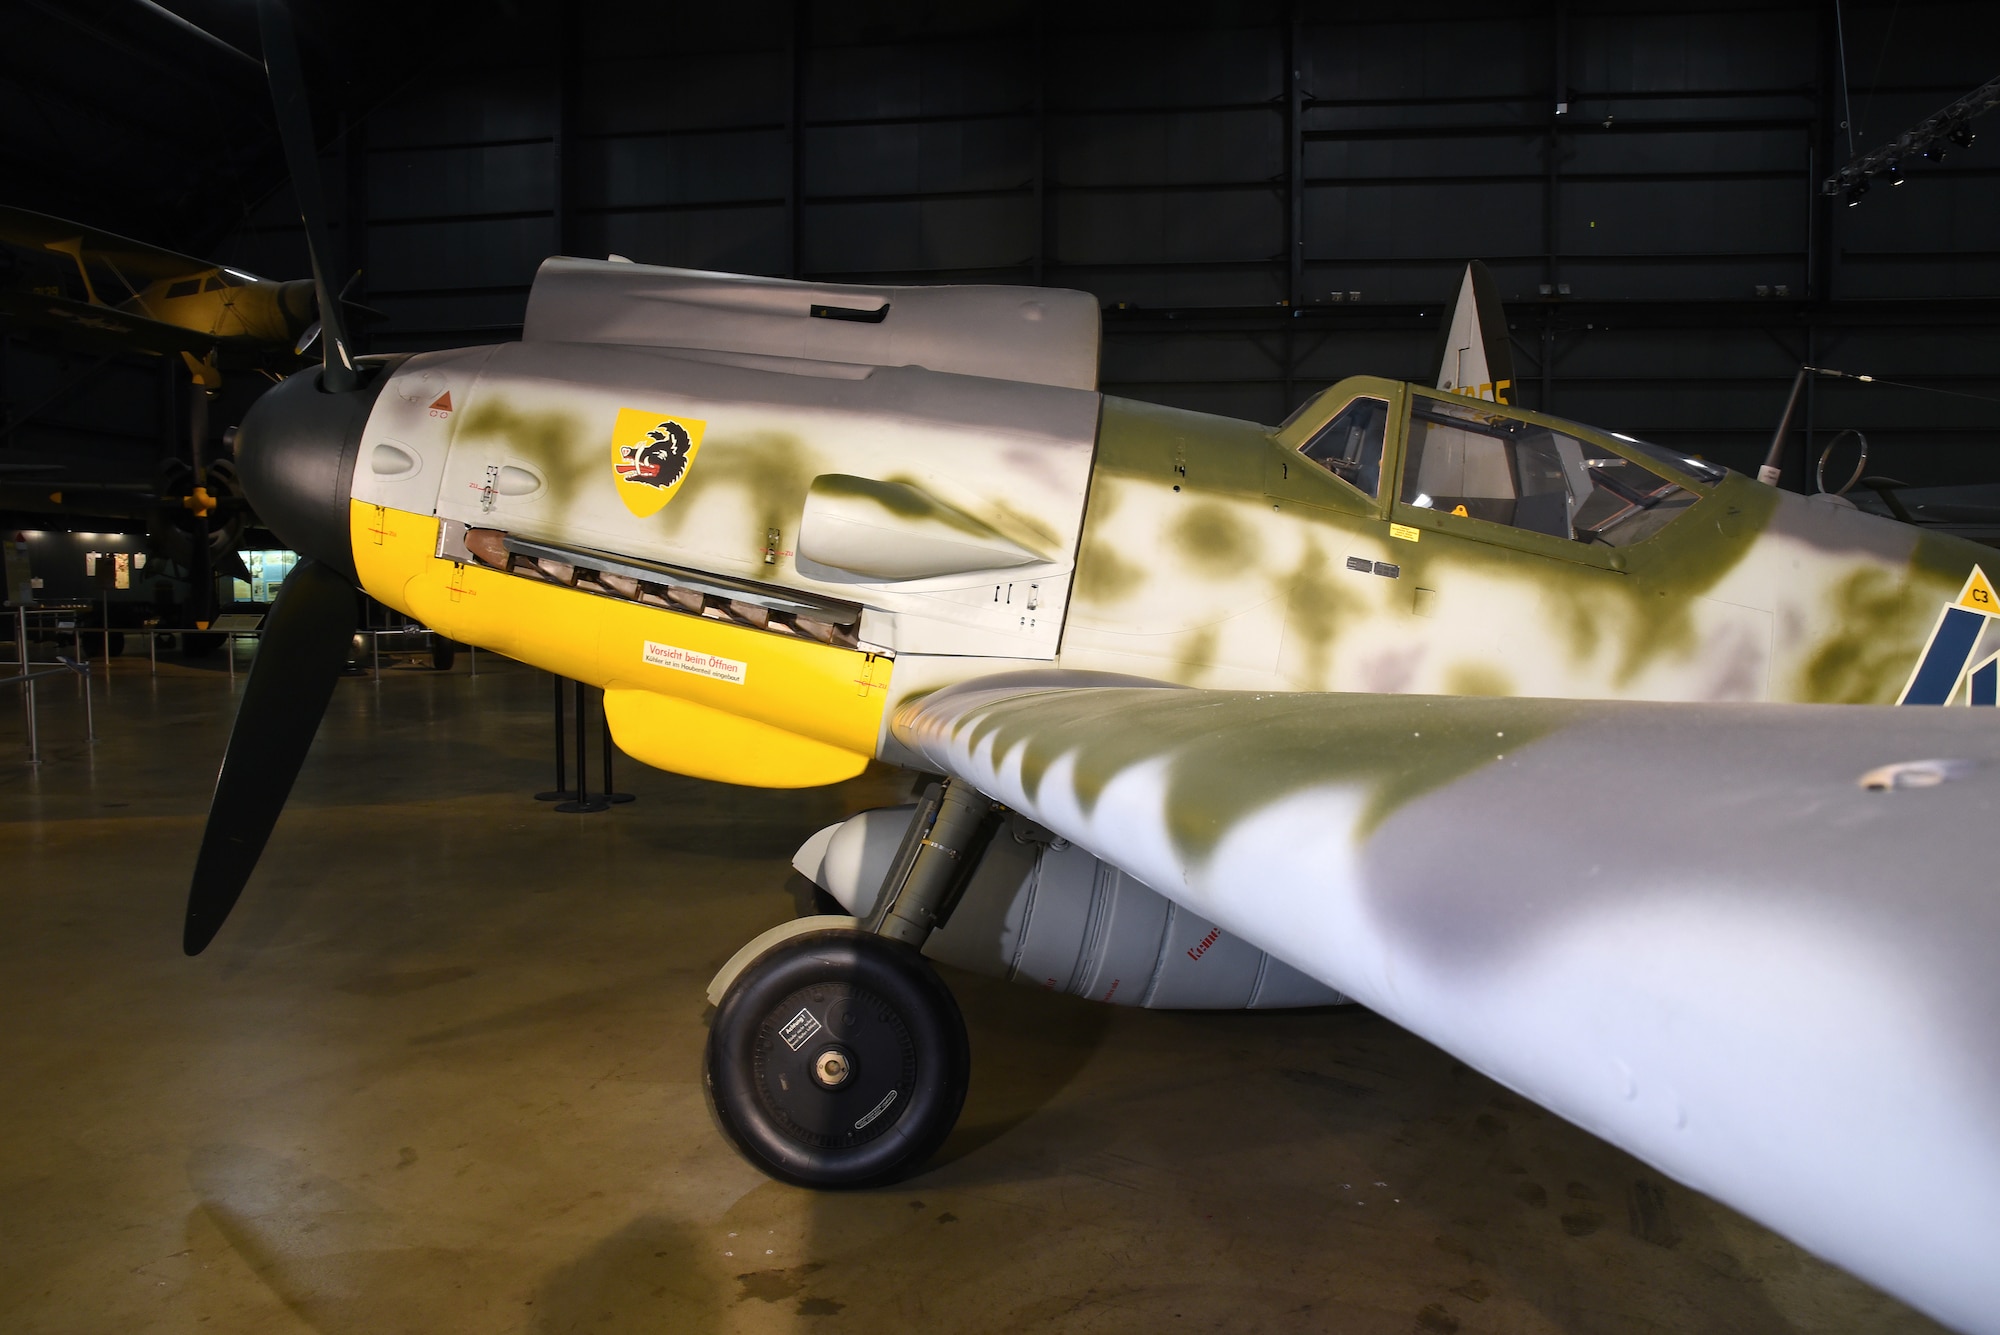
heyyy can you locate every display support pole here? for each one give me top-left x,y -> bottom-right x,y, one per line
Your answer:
102,590 -> 111,672
601,688 -> 634,804
77,658 -> 93,742
16,605 -> 36,765
536,673 -> 571,801
557,678 -> 610,813
148,628 -> 156,675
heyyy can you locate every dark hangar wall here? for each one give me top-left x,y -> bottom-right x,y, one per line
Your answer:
209,0 -> 2000,486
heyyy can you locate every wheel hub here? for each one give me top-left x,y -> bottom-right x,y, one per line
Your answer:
812,1048 -> 852,1087
752,982 -> 916,1148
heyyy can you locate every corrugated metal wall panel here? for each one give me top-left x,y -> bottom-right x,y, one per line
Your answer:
196,1 -> 1999,487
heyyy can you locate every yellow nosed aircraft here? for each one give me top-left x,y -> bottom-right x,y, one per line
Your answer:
183,6 -> 2000,1330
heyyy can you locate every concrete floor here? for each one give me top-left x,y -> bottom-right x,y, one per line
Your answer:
0,649 -> 1949,1334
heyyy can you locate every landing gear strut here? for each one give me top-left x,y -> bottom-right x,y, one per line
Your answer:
703,779 -> 1000,1188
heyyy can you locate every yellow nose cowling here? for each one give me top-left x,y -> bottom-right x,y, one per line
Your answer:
348,501 -> 892,788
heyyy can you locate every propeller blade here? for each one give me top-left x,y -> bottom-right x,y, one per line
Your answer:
333,268 -> 387,321
293,319 -> 321,356
256,0 -> 355,391
183,558 -> 357,955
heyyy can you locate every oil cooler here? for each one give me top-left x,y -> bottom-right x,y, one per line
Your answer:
794,805 -> 1346,1009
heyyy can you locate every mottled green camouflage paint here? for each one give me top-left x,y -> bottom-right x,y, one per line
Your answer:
1281,540 -> 1364,685
1445,663 -> 1514,697
1072,479 -> 1146,604
1174,625 -> 1220,679
1069,397 -> 1351,685
1170,502 -> 1261,576
1070,397 -> 1270,595
811,472 -> 997,533
953,688 -> 1564,855
800,472 -> 1062,566
653,429 -> 818,555
456,397 -> 591,515
1796,532 -> 1966,703
1553,474 -> 1780,684
977,498 -> 1064,557
1061,385 -> 1996,706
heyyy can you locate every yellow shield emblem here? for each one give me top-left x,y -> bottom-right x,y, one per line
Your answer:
610,408 -> 705,518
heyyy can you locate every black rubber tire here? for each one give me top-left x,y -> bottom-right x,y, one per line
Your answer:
705,929 -> 968,1189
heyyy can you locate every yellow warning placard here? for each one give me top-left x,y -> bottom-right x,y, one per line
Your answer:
1389,523 -> 1421,542
1954,565 -> 1998,617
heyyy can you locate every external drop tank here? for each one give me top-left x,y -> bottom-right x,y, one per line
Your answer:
795,805 -> 1346,1010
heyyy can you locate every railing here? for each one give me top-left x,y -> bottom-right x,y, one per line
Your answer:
11,621 -> 475,683
5,606 -> 473,763
5,605 -> 93,763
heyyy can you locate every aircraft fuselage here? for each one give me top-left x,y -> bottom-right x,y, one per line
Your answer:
309,330 -> 1994,793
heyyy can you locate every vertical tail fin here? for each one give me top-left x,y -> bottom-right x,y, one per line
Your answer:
1433,261 -> 1515,405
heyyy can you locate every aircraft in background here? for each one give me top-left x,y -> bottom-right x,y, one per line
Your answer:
0,204 -> 321,366
180,5 -> 2000,1331
0,455 -> 253,595
0,203 -> 374,627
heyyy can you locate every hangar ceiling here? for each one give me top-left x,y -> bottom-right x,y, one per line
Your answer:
3,0 -> 1997,501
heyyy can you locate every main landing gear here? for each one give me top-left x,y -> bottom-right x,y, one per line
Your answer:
704,779 -> 1001,1188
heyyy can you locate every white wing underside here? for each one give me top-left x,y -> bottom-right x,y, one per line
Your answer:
892,672 -> 2000,1334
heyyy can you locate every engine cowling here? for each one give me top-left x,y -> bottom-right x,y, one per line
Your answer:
795,805 -> 1346,1009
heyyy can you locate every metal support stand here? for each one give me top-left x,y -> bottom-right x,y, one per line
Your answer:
536,673 -> 571,801
601,689 -> 634,804
51,655 -> 95,747
21,674 -> 35,764
14,605 -> 32,766
7,646 -> 95,762
102,591 -> 111,671
864,780 -> 1002,947
556,679 -> 610,813
67,655 -> 93,742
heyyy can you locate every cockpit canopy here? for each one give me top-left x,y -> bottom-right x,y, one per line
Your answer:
1277,377 -> 1723,552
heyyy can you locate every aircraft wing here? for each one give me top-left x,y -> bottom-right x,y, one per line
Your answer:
892,674 -> 2000,1331
0,286 -> 214,356
0,205 -> 223,285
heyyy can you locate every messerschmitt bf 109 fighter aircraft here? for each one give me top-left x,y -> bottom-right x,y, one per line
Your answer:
188,6 -> 2000,1330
